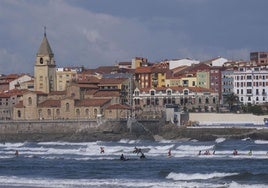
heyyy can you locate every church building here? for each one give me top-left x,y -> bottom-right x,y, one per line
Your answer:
12,30 -> 130,120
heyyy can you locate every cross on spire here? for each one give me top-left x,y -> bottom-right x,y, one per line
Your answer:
44,26 -> 46,37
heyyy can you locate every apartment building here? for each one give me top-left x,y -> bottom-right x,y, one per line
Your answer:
56,67 -> 83,91
133,86 -> 219,113
233,66 -> 268,105
221,69 -> 234,104
250,52 -> 268,66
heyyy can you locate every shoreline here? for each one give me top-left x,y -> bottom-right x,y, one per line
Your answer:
0,123 -> 267,142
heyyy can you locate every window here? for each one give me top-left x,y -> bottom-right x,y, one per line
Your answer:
47,109 -> 51,116
17,110 -> 21,118
205,98 -> 209,104
247,75 -> 252,80
66,103 -> 70,112
147,98 -> 150,105
167,90 -> 172,95
85,109 -> 89,116
247,89 -> 252,94
28,97 -> 32,105
150,90 -> 155,96
183,90 -> 189,95
247,82 -> 252,87
76,109 -> 80,116
199,98 -> 202,103
56,109 -> 60,115
134,91 -> 139,96
94,108 -> 97,118
40,57 -> 43,64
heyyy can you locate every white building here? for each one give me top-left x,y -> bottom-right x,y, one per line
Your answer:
202,57 -> 228,67
9,74 -> 33,90
233,66 -> 268,105
168,58 -> 199,69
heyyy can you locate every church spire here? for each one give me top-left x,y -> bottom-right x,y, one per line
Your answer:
37,27 -> 53,56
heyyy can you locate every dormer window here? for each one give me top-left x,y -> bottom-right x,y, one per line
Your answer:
150,90 -> 155,96
183,89 -> 189,95
167,90 -> 172,95
134,91 -> 139,96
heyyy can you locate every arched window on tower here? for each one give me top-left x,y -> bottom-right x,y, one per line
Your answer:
40,57 -> 43,64
28,97 -> 32,105
66,103 -> 70,112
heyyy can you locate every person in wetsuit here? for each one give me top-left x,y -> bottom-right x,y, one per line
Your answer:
140,152 -> 146,159
120,154 -> 126,161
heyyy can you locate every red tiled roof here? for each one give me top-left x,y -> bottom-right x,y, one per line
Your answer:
38,100 -> 61,108
49,91 -> 66,95
85,89 -> 98,95
135,66 -> 152,74
118,62 -> 131,65
78,76 -> 100,84
93,90 -> 120,97
95,66 -> 118,74
106,103 -> 131,110
75,99 -> 110,107
99,78 -> 128,85
75,83 -> 99,89
0,89 -> 28,97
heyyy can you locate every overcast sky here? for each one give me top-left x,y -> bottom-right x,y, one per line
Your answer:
1,0 -> 268,75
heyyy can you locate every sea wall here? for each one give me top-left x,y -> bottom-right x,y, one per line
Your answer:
0,117 -> 267,142
189,113 -> 268,125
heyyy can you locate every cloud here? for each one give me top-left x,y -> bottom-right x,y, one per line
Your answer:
0,0 -> 267,74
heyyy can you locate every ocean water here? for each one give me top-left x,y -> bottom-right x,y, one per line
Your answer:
0,138 -> 267,188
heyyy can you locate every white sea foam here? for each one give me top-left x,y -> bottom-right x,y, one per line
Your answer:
166,172 -> 239,181
242,137 -> 251,141
254,140 -> 268,144
176,144 -> 215,151
38,141 -> 89,146
229,181 -> 268,188
215,137 -> 226,143
159,140 -> 174,144
118,139 -> 140,144
0,176 -> 226,188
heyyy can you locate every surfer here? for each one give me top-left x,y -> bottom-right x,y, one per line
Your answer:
198,150 -> 201,155
15,150 -> 19,156
133,147 -> 142,154
100,147 -> 105,154
233,149 -> 238,155
120,154 -> 126,161
168,149 -> 171,157
248,149 -> 252,156
213,150 -> 215,155
140,152 -> 146,159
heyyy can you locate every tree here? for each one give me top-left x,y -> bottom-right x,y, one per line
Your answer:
224,93 -> 240,112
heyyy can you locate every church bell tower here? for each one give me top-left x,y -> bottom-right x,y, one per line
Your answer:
34,28 -> 57,93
